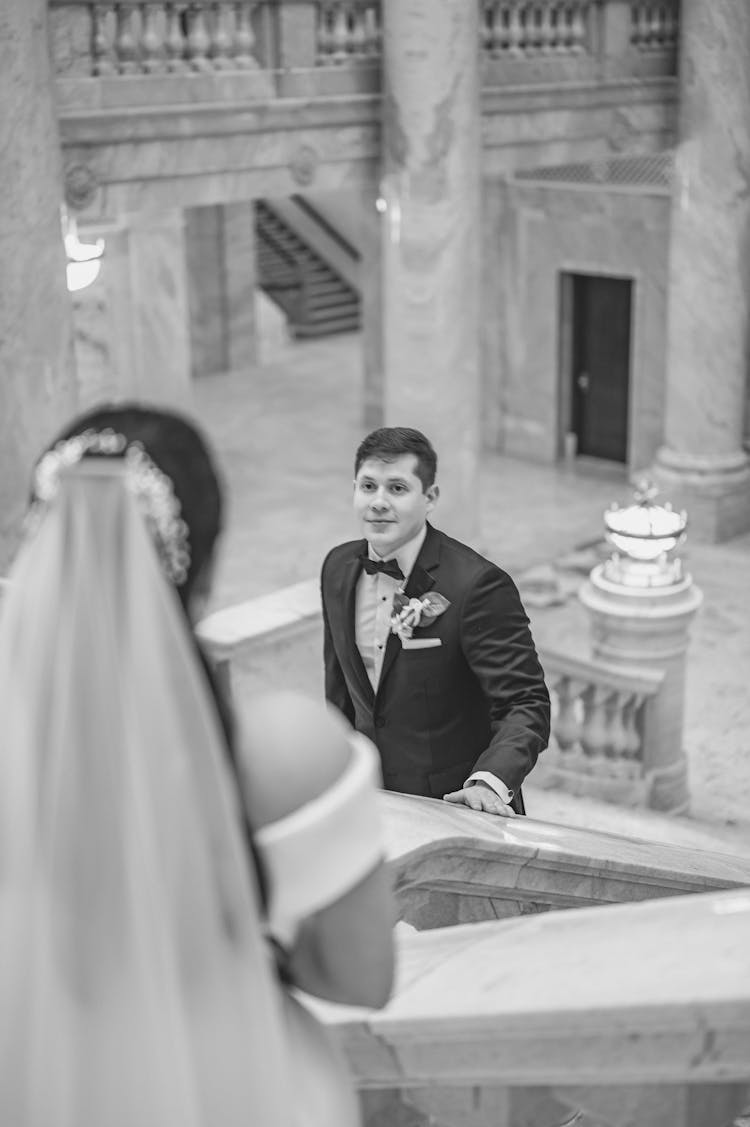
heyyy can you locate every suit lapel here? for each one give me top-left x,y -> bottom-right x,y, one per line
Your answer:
340,542 -> 375,705
376,523 -> 441,698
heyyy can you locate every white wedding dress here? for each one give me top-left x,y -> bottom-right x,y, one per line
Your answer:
0,459 -> 383,1127
255,731 -> 384,1127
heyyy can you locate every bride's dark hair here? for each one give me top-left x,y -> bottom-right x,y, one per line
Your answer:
35,402 -> 267,899
43,402 -> 225,613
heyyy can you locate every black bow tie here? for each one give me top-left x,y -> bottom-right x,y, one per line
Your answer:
360,555 -> 404,581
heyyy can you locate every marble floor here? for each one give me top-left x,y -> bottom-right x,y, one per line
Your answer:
192,331 -> 750,845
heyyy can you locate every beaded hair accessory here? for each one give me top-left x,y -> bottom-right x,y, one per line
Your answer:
30,428 -> 191,586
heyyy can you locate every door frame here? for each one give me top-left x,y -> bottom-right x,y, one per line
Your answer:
557,267 -> 636,466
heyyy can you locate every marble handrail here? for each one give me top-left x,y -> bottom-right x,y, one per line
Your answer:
326,887 -> 750,1088
196,577 -> 320,662
382,791 -> 750,929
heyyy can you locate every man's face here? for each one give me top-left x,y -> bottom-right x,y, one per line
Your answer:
353,454 -> 438,558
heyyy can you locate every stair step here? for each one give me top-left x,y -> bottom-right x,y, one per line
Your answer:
305,279 -> 348,294
307,296 -> 358,314
303,306 -> 360,324
293,317 -> 360,339
255,202 -> 361,339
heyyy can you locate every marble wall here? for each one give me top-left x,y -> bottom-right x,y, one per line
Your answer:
186,202 -> 258,379
0,0 -> 77,569
483,180 -> 671,471
185,206 -> 228,378
97,210 -> 192,406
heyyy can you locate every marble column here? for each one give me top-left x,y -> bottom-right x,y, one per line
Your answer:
186,203 -> 257,378
380,0 -> 481,543
360,183 -> 385,430
223,202 -> 258,375
653,0 -> 750,541
0,0 -> 77,569
105,210 -> 192,405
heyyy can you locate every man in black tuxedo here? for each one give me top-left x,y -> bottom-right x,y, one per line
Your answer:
321,427 -> 550,817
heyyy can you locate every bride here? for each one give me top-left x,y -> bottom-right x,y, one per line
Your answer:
0,404 -> 394,1126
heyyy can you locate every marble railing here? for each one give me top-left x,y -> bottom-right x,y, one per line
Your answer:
49,0 -> 678,84
197,582 -> 671,810
319,888 -> 750,1127
539,647 -> 665,808
382,790 -> 750,929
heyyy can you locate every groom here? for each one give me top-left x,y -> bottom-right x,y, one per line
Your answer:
321,427 -> 550,817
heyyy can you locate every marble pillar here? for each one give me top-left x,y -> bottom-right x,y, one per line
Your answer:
0,0 -> 77,569
381,0 -> 481,542
360,184 -> 385,430
653,0 -> 750,541
223,202 -> 258,375
186,203 -> 257,378
105,210 -> 192,405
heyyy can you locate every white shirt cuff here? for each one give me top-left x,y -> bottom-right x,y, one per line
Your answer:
466,770 -> 514,806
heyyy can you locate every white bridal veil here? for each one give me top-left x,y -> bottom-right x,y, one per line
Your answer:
0,460 -> 291,1126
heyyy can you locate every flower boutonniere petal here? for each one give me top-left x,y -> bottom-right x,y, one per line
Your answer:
391,591 -> 451,642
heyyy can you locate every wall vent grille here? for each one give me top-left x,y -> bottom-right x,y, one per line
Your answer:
513,152 -> 673,191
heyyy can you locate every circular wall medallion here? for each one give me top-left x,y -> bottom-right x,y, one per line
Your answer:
289,144 -> 319,187
64,163 -> 100,210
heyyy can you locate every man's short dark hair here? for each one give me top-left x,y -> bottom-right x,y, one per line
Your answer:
354,427 -> 437,491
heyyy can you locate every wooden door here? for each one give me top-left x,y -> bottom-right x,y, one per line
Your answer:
570,274 -> 632,463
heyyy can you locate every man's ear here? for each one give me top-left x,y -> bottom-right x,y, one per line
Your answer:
425,483 -> 439,511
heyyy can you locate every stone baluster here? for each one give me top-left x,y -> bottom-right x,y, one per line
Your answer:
524,2 -> 538,53
663,1 -> 677,48
621,692 -> 644,764
114,4 -> 139,73
507,0 -> 523,55
209,1 -> 234,68
479,1 -> 493,56
164,2 -> 188,70
317,3 -> 334,61
92,3 -> 117,74
580,684 -> 611,761
558,3 -> 574,53
552,675 -> 581,755
349,4 -> 366,59
569,0 -> 586,53
631,2 -> 646,48
233,2 -> 256,67
185,3 -> 212,70
495,3 -> 511,55
362,4 -> 380,56
140,3 -> 166,73
604,689 -> 630,768
330,2 -> 350,63
538,2 -> 555,53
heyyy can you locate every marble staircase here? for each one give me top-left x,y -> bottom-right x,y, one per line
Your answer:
255,200 -> 361,338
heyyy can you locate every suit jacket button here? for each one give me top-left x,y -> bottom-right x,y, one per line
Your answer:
375,716 -> 386,728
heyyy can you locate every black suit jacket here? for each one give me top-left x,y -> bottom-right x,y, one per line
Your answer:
321,523 -> 550,813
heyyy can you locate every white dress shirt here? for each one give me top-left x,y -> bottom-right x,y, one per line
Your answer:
354,524 -> 512,806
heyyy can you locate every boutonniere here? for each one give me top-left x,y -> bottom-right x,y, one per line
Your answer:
391,591 -> 451,642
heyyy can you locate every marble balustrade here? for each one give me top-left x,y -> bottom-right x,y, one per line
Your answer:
197,582 -> 672,812
313,889 -> 750,1126
539,647 -> 665,808
383,789 -> 750,930
49,0 -> 678,81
